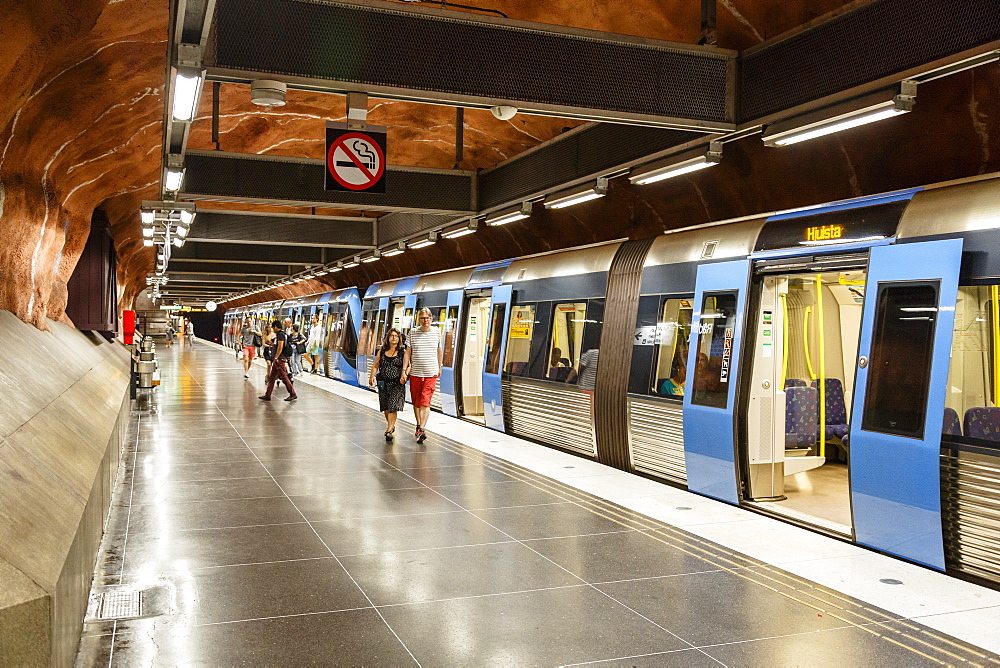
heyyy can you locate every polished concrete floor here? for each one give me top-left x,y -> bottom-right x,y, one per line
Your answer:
76,340 -> 1000,666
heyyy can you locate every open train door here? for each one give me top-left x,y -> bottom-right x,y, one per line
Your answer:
849,238 -> 962,570
438,289 -> 464,417
483,284 -> 513,431
683,259 -> 751,505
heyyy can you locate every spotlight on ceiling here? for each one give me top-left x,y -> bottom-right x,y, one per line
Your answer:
762,82 -> 916,147
544,178 -> 609,209
490,105 -> 518,121
250,79 -> 287,107
630,142 -> 723,185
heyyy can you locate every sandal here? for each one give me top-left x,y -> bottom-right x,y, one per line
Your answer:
385,430 -> 394,442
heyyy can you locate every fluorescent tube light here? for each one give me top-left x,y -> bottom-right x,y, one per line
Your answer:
172,71 -> 203,121
179,210 -> 195,225
164,168 -> 184,192
630,143 -> 722,185
486,203 -> 532,226
409,231 -> 439,249
544,178 -> 608,209
443,220 -> 480,238
763,83 -> 915,148
343,260 -> 360,268
362,251 -> 381,263
141,210 -> 155,225
142,227 -> 154,238
143,239 -> 154,247
383,243 -> 405,257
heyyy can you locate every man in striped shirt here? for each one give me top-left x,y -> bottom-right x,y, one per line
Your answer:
403,308 -> 442,443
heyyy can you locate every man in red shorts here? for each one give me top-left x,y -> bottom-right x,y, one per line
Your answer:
403,308 -> 441,443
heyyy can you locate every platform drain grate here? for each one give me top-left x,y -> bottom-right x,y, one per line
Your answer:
95,588 -> 143,620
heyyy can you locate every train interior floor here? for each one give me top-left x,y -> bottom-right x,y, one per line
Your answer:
75,338 -> 1000,666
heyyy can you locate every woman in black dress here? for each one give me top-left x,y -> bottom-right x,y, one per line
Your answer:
368,327 -> 406,441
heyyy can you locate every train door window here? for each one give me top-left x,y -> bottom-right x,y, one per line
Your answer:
547,302 -> 587,382
943,284 -> 1000,445
485,302 -> 508,375
861,282 -> 938,438
442,306 -> 460,367
328,312 -> 344,352
403,306 -> 415,330
372,309 -> 388,354
691,293 -> 737,408
652,299 -> 693,398
357,309 -> 372,357
504,305 -> 536,376
340,310 -> 357,357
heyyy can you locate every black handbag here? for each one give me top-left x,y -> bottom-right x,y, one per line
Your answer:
252,333 -> 263,347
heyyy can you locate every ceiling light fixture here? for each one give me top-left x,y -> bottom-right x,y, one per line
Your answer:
409,231 -> 439,249
544,178 -> 608,209
486,202 -> 533,226
172,70 -> 204,122
383,242 -> 406,257
443,219 -> 481,238
630,142 -> 723,185
141,210 -> 155,225
361,250 -> 381,263
763,82 -> 916,147
178,209 -> 195,225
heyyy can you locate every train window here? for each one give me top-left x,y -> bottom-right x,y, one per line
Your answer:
372,309 -> 387,355
504,305 -> 536,376
943,285 -> 1000,446
653,299 -> 693,399
357,309 -> 372,357
547,302 -> 587,382
861,282 -> 938,438
442,306 -> 460,368
691,292 -> 737,409
485,303 -> 507,375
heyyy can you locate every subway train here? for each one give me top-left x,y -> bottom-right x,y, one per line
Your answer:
223,172 -> 1000,586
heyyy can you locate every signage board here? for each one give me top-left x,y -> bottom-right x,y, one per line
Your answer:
325,122 -> 387,193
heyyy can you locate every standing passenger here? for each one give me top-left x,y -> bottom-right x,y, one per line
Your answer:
259,320 -> 297,401
368,328 -> 406,442
403,308 -> 441,443
289,324 -> 305,377
186,320 -> 195,343
306,314 -> 324,374
239,317 -> 260,378
164,323 -> 175,348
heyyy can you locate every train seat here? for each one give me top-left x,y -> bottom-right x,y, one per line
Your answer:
942,407 -> 962,436
548,367 -> 573,382
785,386 -> 819,449
506,361 -> 528,376
784,379 -> 807,388
811,378 -> 850,440
964,407 -> 1000,442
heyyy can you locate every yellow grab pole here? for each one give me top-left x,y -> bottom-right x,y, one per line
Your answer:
804,306 -> 817,381
780,292 -> 789,390
992,285 -> 1000,405
816,274 -> 826,459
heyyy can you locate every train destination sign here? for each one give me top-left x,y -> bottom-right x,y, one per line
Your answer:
325,122 -> 387,193
753,199 -> 906,252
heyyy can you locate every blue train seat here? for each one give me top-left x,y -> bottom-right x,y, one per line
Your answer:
811,378 -> 850,441
548,367 -> 573,382
942,407 -> 962,436
785,386 -> 819,449
784,378 -> 807,388
506,361 -> 528,376
964,407 -> 1000,442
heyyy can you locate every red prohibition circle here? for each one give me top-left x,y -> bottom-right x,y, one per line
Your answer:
326,132 -> 386,191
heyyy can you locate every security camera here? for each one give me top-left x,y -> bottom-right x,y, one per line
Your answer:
490,105 -> 518,121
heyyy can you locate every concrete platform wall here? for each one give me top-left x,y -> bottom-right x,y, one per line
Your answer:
0,311 -> 130,666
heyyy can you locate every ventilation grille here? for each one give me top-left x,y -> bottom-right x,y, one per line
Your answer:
740,0 -> 1000,122
213,0 -> 730,122
184,153 -> 473,213
194,212 -> 374,247
701,240 -> 719,259
757,396 -> 773,462
377,212 -> 462,245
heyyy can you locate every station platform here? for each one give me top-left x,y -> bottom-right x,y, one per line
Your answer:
76,338 -> 1000,666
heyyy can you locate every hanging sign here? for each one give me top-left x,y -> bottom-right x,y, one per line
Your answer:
325,122 -> 387,193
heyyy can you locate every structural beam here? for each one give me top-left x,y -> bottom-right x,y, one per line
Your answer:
207,0 -> 735,131
182,151 -> 476,214
188,211 -> 376,248
171,240 -> 329,265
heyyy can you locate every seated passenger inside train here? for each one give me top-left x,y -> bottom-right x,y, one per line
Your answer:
657,354 -> 687,397
548,347 -> 573,381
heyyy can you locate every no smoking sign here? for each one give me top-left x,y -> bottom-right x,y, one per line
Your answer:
325,122 -> 387,193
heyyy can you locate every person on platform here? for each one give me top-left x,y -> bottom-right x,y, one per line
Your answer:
259,320 -> 297,402
164,323 -> 175,348
262,327 -> 276,378
306,314 -> 324,374
185,320 -> 195,343
239,317 -> 260,378
403,308 -> 441,443
368,327 -> 406,442
289,324 -> 306,377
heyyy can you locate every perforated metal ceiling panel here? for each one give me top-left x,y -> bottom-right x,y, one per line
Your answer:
183,152 -> 474,213
190,212 -> 374,247
479,124 -> 696,210
740,0 -> 1000,122
377,212 -> 463,245
210,0 -> 731,127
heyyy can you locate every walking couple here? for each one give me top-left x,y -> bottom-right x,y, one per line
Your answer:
368,308 -> 441,443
